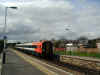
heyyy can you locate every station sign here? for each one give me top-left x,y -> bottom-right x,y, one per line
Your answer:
3,36 -> 7,40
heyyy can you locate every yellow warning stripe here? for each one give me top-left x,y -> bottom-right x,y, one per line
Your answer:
11,49 -> 58,75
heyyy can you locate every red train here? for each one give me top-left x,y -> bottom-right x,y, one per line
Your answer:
16,41 -> 53,58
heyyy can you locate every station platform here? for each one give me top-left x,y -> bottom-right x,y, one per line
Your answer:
1,49 -> 45,75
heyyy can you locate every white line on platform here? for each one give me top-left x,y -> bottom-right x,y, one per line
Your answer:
11,49 -> 73,75
31,56 -> 73,75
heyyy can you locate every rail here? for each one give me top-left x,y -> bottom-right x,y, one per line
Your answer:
60,55 -> 100,71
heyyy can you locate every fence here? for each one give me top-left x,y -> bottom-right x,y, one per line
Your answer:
54,46 -> 100,58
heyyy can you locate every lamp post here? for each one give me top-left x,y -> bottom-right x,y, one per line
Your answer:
65,27 -> 72,55
3,6 -> 18,64
65,27 -> 76,55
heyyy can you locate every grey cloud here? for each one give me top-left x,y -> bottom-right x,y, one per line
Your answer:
0,0 -> 100,40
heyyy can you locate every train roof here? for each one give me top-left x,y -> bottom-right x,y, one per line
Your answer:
16,41 -> 52,46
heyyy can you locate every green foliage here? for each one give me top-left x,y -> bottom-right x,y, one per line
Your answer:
0,40 -> 4,53
53,40 -> 61,48
54,50 -> 66,55
88,39 -> 97,48
0,40 -> 4,47
54,50 -> 100,58
77,36 -> 88,40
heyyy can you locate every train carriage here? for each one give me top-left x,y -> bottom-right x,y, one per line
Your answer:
16,41 -> 53,58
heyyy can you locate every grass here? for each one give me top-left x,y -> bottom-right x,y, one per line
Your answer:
54,50 -> 66,55
54,50 -> 100,58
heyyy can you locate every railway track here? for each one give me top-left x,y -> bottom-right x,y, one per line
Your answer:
29,54 -> 100,75
15,49 -> 100,75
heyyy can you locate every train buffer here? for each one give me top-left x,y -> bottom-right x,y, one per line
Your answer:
1,48 -> 73,75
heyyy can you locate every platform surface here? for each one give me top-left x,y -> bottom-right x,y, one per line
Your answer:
2,49 -> 45,75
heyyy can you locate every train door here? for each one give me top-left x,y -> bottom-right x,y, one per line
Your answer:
42,41 -> 53,58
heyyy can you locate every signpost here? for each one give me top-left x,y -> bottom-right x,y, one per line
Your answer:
3,36 -> 7,64
66,43 -> 73,55
2,6 -> 17,64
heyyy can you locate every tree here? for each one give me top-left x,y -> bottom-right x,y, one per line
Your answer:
0,40 -> 4,53
88,39 -> 97,48
77,36 -> 88,46
16,41 -> 21,44
54,40 -> 61,48
77,36 -> 88,41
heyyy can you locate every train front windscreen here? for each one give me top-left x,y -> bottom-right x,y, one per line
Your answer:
42,41 -> 53,57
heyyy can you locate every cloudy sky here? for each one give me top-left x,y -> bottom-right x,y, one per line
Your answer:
0,0 -> 100,41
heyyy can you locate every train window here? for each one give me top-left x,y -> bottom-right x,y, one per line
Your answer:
17,45 -> 37,48
27,45 -> 31,48
29,45 -> 33,48
32,45 -> 37,48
